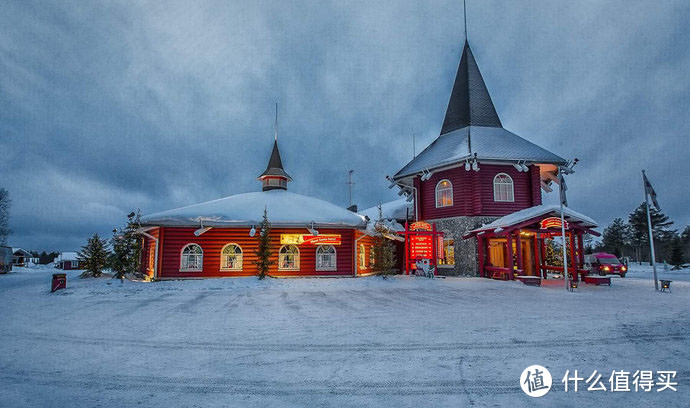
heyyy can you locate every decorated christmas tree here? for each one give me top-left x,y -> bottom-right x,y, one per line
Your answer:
78,233 -> 110,278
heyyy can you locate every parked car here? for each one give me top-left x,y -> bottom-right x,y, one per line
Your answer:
0,246 -> 12,273
584,253 -> 627,277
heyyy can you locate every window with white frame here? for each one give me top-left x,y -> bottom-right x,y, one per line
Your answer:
493,173 -> 514,202
278,245 -> 300,270
316,245 -> 337,271
220,243 -> 243,271
358,244 -> 366,269
180,244 -> 203,271
435,179 -> 453,207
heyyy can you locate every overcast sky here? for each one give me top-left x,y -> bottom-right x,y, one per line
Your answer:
2,0 -> 689,252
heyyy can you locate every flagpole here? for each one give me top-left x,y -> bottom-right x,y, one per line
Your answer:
642,170 -> 659,291
560,197 -> 569,291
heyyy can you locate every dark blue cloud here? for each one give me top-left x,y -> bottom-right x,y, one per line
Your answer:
1,0 -> 688,251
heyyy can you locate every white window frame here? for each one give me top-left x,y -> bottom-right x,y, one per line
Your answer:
493,173 -> 514,202
358,244 -> 366,269
180,243 -> 203,272
278,245 -> 300,271
220,243 -> 243,271
435,179 -> 453,208
316,245 -> 337,271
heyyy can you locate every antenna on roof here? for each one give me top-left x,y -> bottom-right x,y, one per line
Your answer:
463,0 -> 468,42
274,102 -> 278,141
412,132 -> 416,158
347,170 -> 355,207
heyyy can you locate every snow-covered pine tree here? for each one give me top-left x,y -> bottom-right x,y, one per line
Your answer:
372,205 -> 397,278
601,218 -> 628,257
111,210 -> 143,279
254,208 -> 273,280
78,233 -> 109,278
628,202 -> 674,264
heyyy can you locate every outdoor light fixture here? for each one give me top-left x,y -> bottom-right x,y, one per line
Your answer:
420,169 -> 434,181
405,194 -> 414,202
521,162 -> 529,172
194,219 -> 212,236
512,161 -> 522,172
127,211 -> 136,219
386,175 -> 397,189
249,225 -> 256,237
308,222 -> 319,236
464,160 -> 471,171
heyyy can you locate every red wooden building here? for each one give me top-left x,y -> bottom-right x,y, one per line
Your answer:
389,39 -> 599,277
463,206 -> 600,282
139,139 -> 378,279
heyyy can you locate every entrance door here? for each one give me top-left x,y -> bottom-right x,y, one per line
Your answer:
520,238 -> 536,276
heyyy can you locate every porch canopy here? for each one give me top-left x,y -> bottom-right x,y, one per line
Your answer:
463,205 -> 599,281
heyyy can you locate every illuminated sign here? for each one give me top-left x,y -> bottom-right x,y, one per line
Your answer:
410,221 -> 432,231
437,236 -> 444,259
410,235 -> 433,259
540,217 -> 569,230
280,234 -> 341,245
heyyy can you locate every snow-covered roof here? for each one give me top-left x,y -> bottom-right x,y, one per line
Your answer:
468,205 -> 598,235
394,126 -> 566,179
358,199 -> 412,222
12,248 -> 31,256
58,252 -> 79,261
141,189 -> 367,228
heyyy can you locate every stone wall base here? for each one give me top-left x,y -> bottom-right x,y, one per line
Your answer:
430,216 -> 498,276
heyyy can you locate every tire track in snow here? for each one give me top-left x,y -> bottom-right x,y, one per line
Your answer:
7,330 -> 689,352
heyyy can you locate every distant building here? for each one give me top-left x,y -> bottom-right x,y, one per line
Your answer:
12,248 -> 32,267
55,252 -> 82,270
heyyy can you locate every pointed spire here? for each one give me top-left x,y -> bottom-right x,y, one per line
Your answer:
259,103 -> 291,191
440,40 -> 502,135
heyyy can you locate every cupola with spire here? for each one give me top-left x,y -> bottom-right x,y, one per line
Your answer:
258,103 -> 292,191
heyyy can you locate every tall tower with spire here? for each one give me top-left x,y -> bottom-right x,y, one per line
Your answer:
258,104 -> 292,191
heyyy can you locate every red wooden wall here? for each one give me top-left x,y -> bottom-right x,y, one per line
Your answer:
415,164 -> 542,219
141,227 -> 383,279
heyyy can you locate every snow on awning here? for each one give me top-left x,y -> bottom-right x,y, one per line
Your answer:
464,205 -> 598,238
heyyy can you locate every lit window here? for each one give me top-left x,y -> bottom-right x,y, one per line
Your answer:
316,245 -> 337,271
435,179 -> 453,207
358,244 -> 366,269
180,244 -> 203,271
279,245 -> 300,270
148,245 -> 155,271
221,244 -> 243,271
439,238 -> 455,266
369,246 -> 376,266
493,173 -> 514,202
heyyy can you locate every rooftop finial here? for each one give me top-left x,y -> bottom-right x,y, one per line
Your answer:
463,0 -> 468,42
274,102 -> 278,141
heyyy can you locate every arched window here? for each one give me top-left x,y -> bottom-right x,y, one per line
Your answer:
279,245 -> 300,270
316,245 -> 337,271
435,179 -> 453,207
493,173 -> 514,202
180,244 -> 203,271
220,244 -> 243,271
358,244 -> 366,269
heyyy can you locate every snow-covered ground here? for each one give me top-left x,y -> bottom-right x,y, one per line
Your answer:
0,264 -> 687,407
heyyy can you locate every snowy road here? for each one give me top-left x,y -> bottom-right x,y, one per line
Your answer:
0,266 -> 688,407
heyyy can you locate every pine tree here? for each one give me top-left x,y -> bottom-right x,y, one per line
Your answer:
601,218 -> 628,257
111,211 -> 143,279
669,236 -> 685,269
0,188 -> 11,246
254,208 -> 273,280
371,205 -> 397,278
627,202 -> 673,263
78,234 -> 109,278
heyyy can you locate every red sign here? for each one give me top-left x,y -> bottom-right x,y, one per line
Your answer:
437,236 -> 444,259
540,217 -> 569,230
410,235 -> 433,259
280,234 -> 341,245
410,221 -> 432,231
